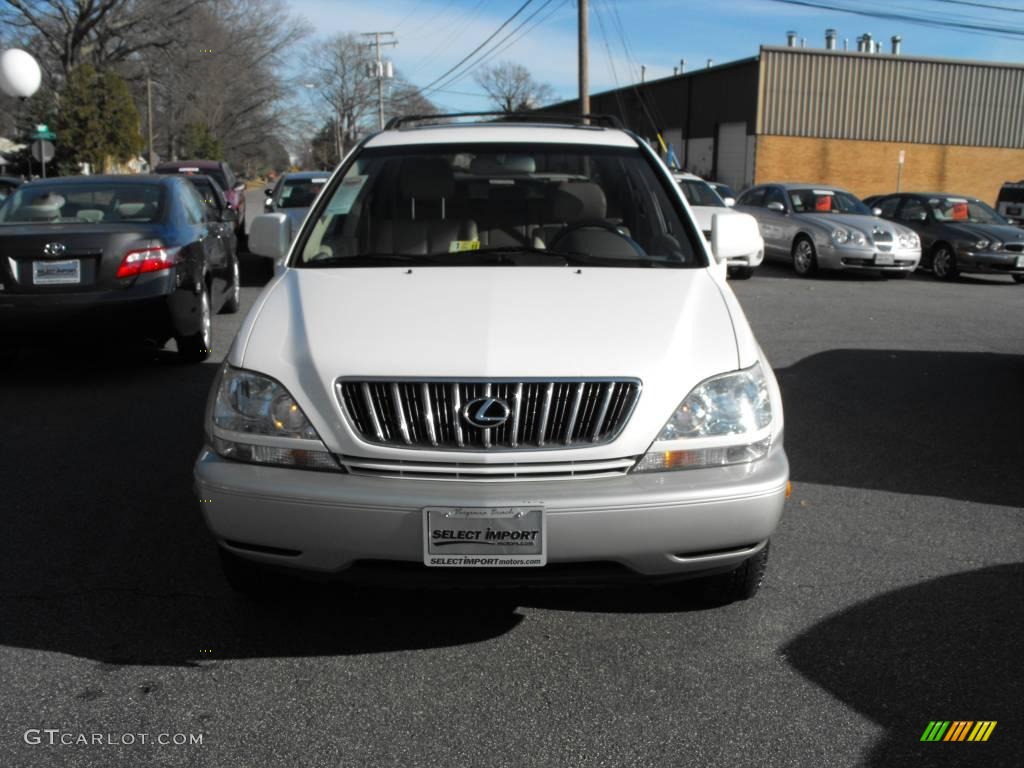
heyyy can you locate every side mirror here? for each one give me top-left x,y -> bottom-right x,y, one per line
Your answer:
248,213 -> 291,261
723,197 -> 736,208
219,207 -> 238,224
233,182 -> 246,193
872,207 -> 883,216
710,212 -> 761,266
766,201 -> 786,212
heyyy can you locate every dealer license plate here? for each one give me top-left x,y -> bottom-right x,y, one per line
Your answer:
423,506 -> 546,567
1016,255 -> 1024,268
33,259 -> 80,285
874,253 -> 894,266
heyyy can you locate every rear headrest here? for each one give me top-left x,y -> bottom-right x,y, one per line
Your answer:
549,181 -> 607,222
117,202 -> 156,219
469,154 -> 536,175
399,157 -> 455,200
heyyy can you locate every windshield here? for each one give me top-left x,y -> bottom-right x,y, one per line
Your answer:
676,178 -> 725,207
788,188 -> 871,215
0,183 -> 165,224
296,143 -> 701,268
928,196 -> 1007,225
278,177 -> 328,208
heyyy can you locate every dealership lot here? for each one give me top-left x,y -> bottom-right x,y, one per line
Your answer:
1,207 -> 1020,767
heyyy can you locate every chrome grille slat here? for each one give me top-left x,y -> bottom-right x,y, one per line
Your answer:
338,378 -> 640,451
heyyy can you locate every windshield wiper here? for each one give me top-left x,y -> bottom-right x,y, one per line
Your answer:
301,253 -> 448,268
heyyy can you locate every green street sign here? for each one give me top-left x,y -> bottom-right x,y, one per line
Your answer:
31,123 -> 56,140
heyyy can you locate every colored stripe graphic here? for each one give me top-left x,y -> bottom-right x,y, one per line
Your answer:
921,721 -> 950,741
967,722 -> 997,742
944,721 -> 972,741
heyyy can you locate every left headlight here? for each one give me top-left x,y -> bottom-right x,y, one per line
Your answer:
206,364 -> 343,471
898,232 -> 920,249
633,362 -> 774,472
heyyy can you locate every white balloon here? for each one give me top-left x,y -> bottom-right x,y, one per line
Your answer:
0,49 -> 43,99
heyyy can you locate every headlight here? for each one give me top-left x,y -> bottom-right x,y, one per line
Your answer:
849,231 -> 867,245
990,240 -> 1004,252
973,239 -> 990,250
206,364 -> 343,471
897,232 -> 919,249
633,363 -> 774,472
831,229 -> 849,245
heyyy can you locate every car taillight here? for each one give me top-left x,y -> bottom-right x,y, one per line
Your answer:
116,246 -> 181,278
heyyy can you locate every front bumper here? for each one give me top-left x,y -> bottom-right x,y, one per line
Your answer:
955,249 -> 1024,276
727,248 -> 765,269
194,443 -> 789,581
819,243 -> 920,272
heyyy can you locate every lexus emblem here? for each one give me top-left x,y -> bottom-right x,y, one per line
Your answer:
43,242 -> 66,257
462,397 -> 511,429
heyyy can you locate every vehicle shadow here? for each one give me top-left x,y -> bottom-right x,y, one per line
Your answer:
0,346 -> 519,666
776,349 -> 1024,507
783,564 -> 1022,767
238,250 -> 273,287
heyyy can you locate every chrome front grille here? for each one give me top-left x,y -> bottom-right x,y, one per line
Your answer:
337,379 -> 641,451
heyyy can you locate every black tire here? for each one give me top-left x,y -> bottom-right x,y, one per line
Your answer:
931,244 -> 958,281
176,284 -> 212,363
221,256 -> 241,314
1012,274 -> 1024,284
728,266 -> 754,280
791,237 -> 818,277
702,542 -> 770,605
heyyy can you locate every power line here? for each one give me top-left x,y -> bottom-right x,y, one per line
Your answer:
416,1 -> 536,95
764,0 -> 1024,39
929,0 -> 1024,13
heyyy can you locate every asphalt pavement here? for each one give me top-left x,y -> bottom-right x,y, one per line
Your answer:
1,216 -> 1021,767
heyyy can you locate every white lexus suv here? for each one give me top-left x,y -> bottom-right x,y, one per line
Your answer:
194,115 -> 789,603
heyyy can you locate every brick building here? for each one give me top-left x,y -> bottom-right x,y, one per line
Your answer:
539,40 -> 1024,204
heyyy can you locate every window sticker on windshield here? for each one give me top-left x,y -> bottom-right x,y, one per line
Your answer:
815,195 -> 832,212
312,178 -> 328,184
324,175 -> 367,215
449,240 -> 481,253
812,189 -> 834,196
179,167 -> 200,173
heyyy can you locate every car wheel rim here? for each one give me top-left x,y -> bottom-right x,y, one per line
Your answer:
934,250 -> 951,277
232,259 -> 240,303
795,242 -> 813,272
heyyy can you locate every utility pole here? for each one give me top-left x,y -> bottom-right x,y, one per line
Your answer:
146,77 -> 155,169
363,31 -> 397,130
578,0 -> 589,116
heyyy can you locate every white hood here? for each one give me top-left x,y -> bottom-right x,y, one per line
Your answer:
234,267 -> 747,459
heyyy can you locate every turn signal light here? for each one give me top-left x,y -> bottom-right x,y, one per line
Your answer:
116,246 -> 180,278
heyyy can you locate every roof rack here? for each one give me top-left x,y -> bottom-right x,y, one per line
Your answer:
384,112 -> 624,131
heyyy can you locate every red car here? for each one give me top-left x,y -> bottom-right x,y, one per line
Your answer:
154,160 -> 246,237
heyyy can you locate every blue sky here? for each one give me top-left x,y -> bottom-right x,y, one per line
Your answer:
290,0 -> 1024,111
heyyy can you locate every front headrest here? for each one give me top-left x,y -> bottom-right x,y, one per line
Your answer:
399,157 -> 454,200
549,181 -> 607,222
469,154 -> 536,175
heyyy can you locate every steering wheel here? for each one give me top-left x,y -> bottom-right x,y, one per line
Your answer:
547,220 -> 647,256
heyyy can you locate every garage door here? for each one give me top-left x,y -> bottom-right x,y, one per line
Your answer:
716,122 -> 748,190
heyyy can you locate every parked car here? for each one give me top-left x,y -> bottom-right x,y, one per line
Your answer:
182,173 -> 239,273
154,160 -> 246,238
995,180 -> 1024,226
0,175 -> 22,203
870,192 -> 1024,283
0,174 -> 239,360
195,115 -> 789,604
708,181 -> 738,206
736,183 -> 921,277
674,172 -> 763,279
262,171 -> 330,244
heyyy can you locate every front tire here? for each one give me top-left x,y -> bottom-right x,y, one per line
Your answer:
792,237 -> 818,277
703,542 -> 770,604
1012,274 -> 1024,284
176,284 -> 212,363
728,266 -> 754,280
932,244 -> 958,281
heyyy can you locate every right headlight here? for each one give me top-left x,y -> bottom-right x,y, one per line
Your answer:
206,364 -> 343,471
633,362 -> 774,472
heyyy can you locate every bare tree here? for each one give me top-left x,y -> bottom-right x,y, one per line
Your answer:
473,61 -> 555,113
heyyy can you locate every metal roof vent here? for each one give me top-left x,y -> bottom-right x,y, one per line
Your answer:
825,29 -> 837,50
891,35 -> 902,55
786,30 -> 798,47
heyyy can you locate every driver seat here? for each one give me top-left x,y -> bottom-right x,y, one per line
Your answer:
534,181 -> 609,247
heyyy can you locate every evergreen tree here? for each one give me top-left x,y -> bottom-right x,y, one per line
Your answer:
181,122 -> 224,160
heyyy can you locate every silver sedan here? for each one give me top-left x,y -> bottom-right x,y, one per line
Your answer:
736,183 -> 921,277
